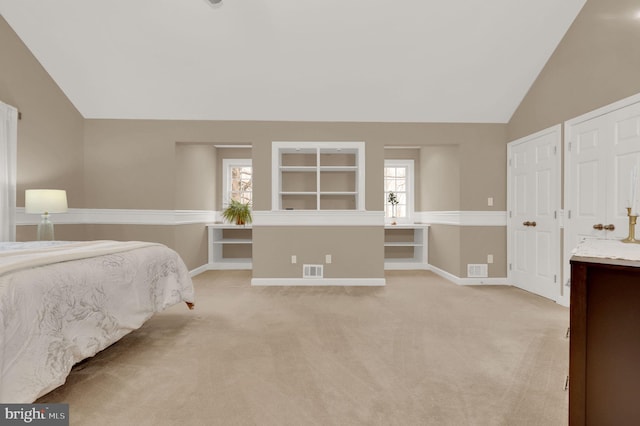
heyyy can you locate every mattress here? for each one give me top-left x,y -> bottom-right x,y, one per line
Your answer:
0,240 -> 195,403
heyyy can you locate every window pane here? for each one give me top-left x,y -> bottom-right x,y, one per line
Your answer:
385,205 -> 394,217
384,162 -> 412,220
227,165 -> 252,205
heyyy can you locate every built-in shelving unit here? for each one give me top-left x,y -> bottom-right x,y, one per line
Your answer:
207,224 -> 252,270
273,142 -> 365,211
384,224 -> 429,269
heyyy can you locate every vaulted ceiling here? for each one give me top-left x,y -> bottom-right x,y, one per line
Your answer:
0,0 -> 586,122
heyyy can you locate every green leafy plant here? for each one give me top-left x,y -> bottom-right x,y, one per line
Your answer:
222,200 -> 252,225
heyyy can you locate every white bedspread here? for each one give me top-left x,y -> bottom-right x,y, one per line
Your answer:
0,241 -> 195,403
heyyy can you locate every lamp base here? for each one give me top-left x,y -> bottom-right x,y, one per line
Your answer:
37,214 -> 55,241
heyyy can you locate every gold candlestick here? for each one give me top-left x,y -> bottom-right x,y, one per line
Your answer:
622,207 -> 639,244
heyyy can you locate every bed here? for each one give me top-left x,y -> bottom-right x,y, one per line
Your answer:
0,240 -> 195,403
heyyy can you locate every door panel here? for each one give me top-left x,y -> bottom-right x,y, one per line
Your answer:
514,229 -> 527,273
576,161 -> 599,219
568,116 -> 608,245
536,231 -> 552,278
508,126 -> 560,301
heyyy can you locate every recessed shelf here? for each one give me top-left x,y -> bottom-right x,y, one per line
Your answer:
207,225 -> 253,270
384,224 -> 429,270
273,142 -> 365,211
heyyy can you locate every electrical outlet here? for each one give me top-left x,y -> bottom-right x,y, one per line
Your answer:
487,254 -> 494,264
325,254 -> 332,264
488,197 -> 494,207
291,255 -> 297,264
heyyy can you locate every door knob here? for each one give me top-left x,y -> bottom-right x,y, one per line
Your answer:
523,221 -> 531,226
593,224 -> 604,230
604,224 -> 615,231
530,221 -> 537,227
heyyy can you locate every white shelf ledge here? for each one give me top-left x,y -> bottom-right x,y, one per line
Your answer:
213,239 -> 252,244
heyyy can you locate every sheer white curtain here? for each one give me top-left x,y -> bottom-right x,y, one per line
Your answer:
0,101 -> 18,242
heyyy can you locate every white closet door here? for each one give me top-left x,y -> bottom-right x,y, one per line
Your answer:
566,114 -> 609,251
608,102 -> 640,239
508,126 -> 561,302
563,95 -> 640,306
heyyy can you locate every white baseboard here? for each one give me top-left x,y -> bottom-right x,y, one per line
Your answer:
199,264 -> 510,288
189,264 -> 209,277
429,264 -> 509,286
207,262 -> 252,270
251,277 -> 386,286
384,262 -> 430,270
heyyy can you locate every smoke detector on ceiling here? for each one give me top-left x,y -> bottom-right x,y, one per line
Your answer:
205,0 -> 223,8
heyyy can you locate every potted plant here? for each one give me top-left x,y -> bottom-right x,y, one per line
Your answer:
387,191 -> 399,225
222,199 -> 252,225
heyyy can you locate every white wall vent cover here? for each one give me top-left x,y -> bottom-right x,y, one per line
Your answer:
303,264 -> 324,278
467,264 -> 488,278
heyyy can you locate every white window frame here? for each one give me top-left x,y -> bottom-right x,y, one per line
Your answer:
222,158 -> 252,207
384,159 -> 414,224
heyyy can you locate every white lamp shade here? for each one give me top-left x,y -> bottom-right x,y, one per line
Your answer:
25,189 -> 68,214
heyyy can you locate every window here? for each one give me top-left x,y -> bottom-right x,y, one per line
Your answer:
384,159 -> 414,223
222,159 -> 252,205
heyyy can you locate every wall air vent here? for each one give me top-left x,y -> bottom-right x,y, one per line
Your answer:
303,264 -> 324,279
467,264 -> 488,278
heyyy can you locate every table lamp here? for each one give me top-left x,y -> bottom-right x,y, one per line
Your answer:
25,189 -> 68,240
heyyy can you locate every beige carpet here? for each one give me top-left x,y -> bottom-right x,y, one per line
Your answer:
38,270 -> 569,426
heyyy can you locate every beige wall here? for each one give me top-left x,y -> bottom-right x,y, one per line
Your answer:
428,225 -> 461,277
16,224 -> 88,243
418,134 -> 506,278
0,16 -> 84,209
508,0 -> 640,140
460,226 -> 507,279
429,225 -> 506,279
174,223 -> 209,270
420,145 -> 460,211
253,227 -> 384,279
82,121 -> 506,278
176,143 -> 217,211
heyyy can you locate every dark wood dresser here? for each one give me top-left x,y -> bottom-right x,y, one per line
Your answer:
570,252 -> 640,425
